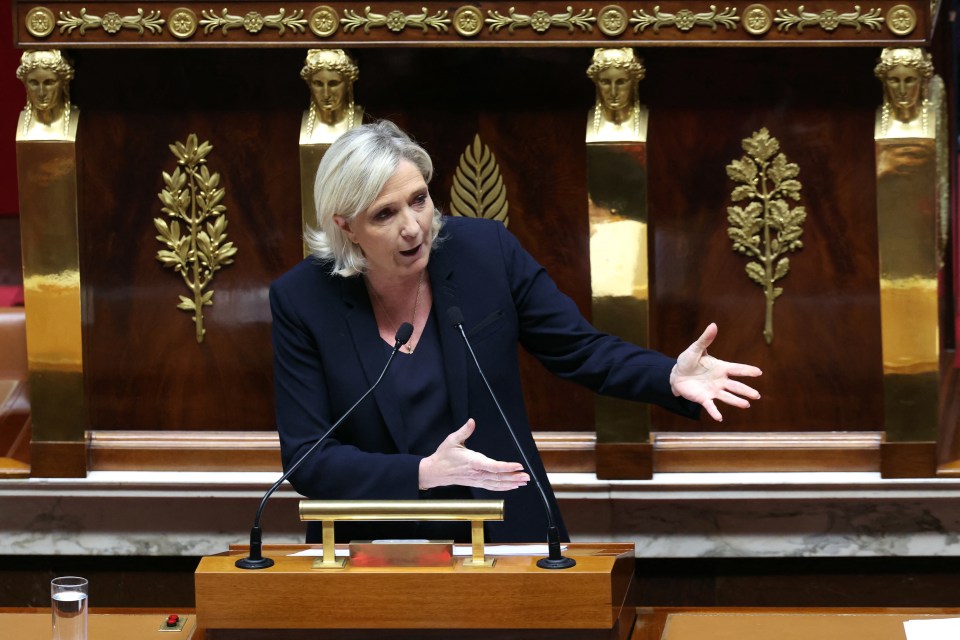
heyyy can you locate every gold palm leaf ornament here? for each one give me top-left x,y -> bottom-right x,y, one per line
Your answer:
154,134 -> 237,343
450,134 -> 510,226
726,127 -> 806,345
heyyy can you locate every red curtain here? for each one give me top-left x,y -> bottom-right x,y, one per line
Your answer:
0,8 -> 22,217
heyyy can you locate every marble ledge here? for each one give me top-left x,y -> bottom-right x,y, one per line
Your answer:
2,471 -> 960,558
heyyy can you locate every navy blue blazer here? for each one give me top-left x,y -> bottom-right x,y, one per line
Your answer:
271,216 -> 700,543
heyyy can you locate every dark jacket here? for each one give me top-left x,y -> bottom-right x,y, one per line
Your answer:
271,216 -> 699,543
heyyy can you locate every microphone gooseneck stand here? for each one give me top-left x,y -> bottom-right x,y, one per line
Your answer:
235,322 -> 414,569
447,306 -> 575,569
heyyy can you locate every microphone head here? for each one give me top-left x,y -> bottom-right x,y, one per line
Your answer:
395,322 -> 414,346
447,306 -> 464,327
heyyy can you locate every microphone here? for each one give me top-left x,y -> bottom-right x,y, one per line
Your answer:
446,306 -> 575,570
236,322 -> 414,569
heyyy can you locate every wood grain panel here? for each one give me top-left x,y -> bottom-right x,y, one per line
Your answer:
645,47 -> 884,433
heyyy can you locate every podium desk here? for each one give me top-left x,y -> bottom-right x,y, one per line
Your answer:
195,543 -> 636,639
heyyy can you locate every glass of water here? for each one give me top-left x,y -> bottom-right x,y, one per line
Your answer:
51,576 -> 88,640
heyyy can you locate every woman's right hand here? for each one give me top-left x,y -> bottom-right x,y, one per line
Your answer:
418,419 -> 530,491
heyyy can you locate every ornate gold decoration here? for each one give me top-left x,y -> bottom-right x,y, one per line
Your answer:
774,6 -> 884,33
454,6 -> 484,37
26,7 -> 56,38
58,8 -> 165,35
486,7 -> 596,33
309,5 -> 340,37
630,5 -> 739,33
886,4 -> 916,36
598,5 -> 629,36
743,4 -> 773,34
155,135 -> 237,343
450,134 -> 509,226
168,7 -> 198,39
341,7 -> 451,33
200,8 -> 307,35
726,128 -> 805,345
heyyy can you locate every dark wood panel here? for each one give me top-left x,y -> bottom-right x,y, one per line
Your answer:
646,47 -> 884,433
77,48 -> 305,431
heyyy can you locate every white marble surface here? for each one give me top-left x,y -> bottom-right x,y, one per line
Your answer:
3,471 -> 960,558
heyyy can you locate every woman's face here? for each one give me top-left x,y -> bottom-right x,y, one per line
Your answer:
596,67 -> 632,114
24,68 -> 63,113
334,159 -> 434,279
309,69 -> 347,115
883,64 -> 923,117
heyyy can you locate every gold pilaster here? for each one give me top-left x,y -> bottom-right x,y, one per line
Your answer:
16,49 -> 86,477
874,47 -> 943,443
586,48 -> 651,445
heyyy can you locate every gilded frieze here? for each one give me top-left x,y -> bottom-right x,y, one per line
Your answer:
58,8 -> 165,35
774,5 -> 884,32
631,5 -> 740,33
18,3 -> 931,43
155,135 -> 238,344
200,8 -> 307,35
341,7 -> 451,33
486,7 -> 596,33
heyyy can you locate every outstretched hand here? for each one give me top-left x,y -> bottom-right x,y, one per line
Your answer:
669,323 -> 762,422
419,419 -> 530,491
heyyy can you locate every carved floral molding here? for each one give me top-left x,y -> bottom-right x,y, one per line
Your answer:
19,2 -> 924,44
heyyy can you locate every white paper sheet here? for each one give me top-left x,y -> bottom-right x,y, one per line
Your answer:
903,618 -> 960,640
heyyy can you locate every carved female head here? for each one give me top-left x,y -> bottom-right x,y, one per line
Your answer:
586,48 -> 645,123
16,49 -> 74,117
874,48 -> 934,123
300,49 -> 359,125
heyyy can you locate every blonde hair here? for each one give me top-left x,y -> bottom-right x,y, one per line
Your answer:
304,121 -> 444,277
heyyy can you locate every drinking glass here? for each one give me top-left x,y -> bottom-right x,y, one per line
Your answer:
51,576 -> 88,640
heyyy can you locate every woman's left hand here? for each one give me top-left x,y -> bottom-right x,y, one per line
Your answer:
669,323 -> 762,422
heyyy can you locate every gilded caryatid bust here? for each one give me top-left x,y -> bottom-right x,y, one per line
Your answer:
16,49 -> 77,142
874,47 -> 936,139
585,48 -> 648,143
299,49 -> 363,145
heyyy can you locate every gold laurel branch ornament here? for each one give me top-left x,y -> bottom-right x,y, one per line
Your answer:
58,8 -> 165,35
450,134 -> 510,227
155,135 -> 238,344
630,5 -> 739,33
774,5 -> 884,33
726,128 -> 806,345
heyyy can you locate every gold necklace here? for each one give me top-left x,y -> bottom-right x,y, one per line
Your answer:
370,271 -> 424,353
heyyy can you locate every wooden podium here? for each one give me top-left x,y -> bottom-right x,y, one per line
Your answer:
195,543 -> 635,639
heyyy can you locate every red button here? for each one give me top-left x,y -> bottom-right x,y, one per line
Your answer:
166,614 -> 179,627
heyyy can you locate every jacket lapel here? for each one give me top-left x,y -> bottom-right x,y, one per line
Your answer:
341,276 -> 409,452
429,247 -> 470,428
